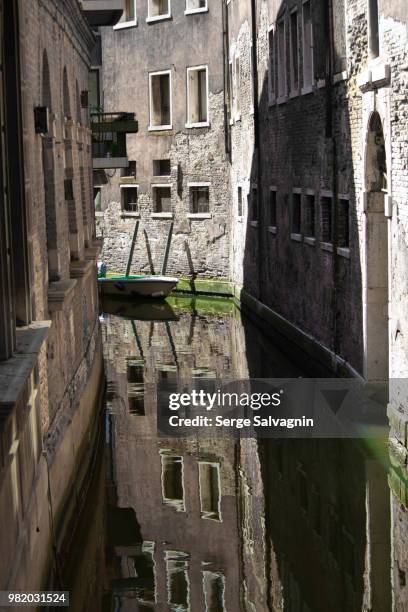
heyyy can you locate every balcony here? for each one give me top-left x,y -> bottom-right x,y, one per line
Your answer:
80,0 -> 125,27
91,112 -> 138,169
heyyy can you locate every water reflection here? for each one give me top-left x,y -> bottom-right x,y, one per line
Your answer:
93,297 -> 395,611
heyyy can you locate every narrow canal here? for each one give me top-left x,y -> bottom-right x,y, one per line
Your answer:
62,296 -> 392,612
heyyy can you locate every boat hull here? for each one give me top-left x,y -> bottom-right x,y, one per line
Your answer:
98,276 -> 178,298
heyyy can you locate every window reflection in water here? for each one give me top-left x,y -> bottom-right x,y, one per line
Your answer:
199,462 -> 222,521
203,570 -> 226,612
161,452 -> 185,512
166,550 -> 190,612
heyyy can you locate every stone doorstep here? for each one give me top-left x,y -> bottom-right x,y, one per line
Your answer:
48,279 -> 77,312
0,322 -> 51,413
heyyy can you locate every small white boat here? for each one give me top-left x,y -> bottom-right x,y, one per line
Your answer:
98,274 -> 178,298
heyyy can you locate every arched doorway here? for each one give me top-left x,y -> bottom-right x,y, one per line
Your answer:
363,112 -> 389,380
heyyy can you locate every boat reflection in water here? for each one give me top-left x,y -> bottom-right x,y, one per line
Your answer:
70,295 -> 398,611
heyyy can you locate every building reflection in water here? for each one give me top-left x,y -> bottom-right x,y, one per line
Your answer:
96,296 -> 401,611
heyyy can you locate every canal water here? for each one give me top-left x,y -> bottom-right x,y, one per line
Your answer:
63,295 -> 394,612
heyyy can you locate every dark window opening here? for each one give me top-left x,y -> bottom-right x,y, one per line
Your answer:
290,10 -> 299,91
237,186 -> 243,217
305,194 -> 315,237
122,187 -> 138,213
150,73 -> 171,127
64,178 -> 74,201
338,199 -> 350,248
122,161 -> 137,178
269,190 -> 277,226
153,186 -> 171,213
291,192 -> 301,234
321,196 -> 333,243
153,159 -> 171,176
190,186 -> 209,213
251,187 -> 258,222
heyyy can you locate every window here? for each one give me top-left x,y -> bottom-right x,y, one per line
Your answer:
249,186 -> 258,224
121,185 -> 139,213
199,462 -> 222,520
161,454 -> 185,511
94,187 -> 102,212
234,56 -> 241,117
187,66 -> 208,126
268,26 -> 275,104
127,358 -> 145,415
337,197 -> 350,248
304,193 -> 315,237
153,185 -> 171,212
269,188 -> 277,227
228,59 -> 234,117
122,160 -> 137,178
113,0 -> 137,28
321,195 -> 333,244
153,159 -> 171,176
149,71 -> 172,130
237,186 -> 243,217
190,184 -> 209,213
290,10 -> 299,93
277,18 -> 286,99
203,572 -> 226,612
291,192 -> 301,236
64,178 -> 74,201
368,0 -> 379,59
185,0 -> 207,14
147,0 -> 171,22
89,69 -> 100,110
166,551 -> 190,610
129,542 -> 156,603
302,0 -> 314,92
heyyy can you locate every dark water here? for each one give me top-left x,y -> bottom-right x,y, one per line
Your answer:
64,296 -> 396,612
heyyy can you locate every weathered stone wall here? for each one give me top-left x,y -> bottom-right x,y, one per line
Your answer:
97,2 -> 231,279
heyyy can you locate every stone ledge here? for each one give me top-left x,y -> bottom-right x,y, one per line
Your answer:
48,280 -> 77,312
70,259 -> 94,279
0,322 -> 51,413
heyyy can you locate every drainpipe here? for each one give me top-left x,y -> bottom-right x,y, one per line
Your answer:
222,0 -> 231,160
326,0 -> 340,360
250,0 -> 264,302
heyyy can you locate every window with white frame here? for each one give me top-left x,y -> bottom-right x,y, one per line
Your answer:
199,462 -> 222,521
234,55 -> 241,117
268,26 -> 275,104
147,0 -> 171,21
113,0 -> 137,28
277,18 -> 286,99
190,184 -> 209,213
229,58 -> 234,117
152,185 -> 171,212
187,66 -> 208,126
302,0 -> 314,91
185,0 -> 207,14
289,9 -> 299,93
161,454 -> 185,512
149,71 -> 171,129
203,571 -> 226,612
121,185 -> 139,213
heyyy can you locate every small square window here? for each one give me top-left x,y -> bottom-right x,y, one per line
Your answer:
121,186 -> 139,212
237,186 -> 243,217
305,193 -> 315,237
122,160 -> 136,178
291,192 -> 301,234
190,185 -> 209,213
153,159 -> 171,176
321,196 -> 333,243
153,185 -> 171,212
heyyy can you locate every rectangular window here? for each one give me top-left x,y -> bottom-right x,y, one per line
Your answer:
89,69 -> 100,110
166,551 -> 190,610
122,160 -> 137,178
199,462 -> 222,521
234,56 -> 241,117
94,187 -> 102,212
127,358 -> 144,415
153,185 -> 171,212
237,186 -> 243,217
64,178 -> 74,201
190,185 -> 209,213
337,198 -> 350,248
161,454 -> 185,512
269,188 -> 277,227
302,0 -> 314,91
129,542 -> 156,603
148,0 -> 171,21
321,195 -> 333,243
153,159 -> 171,176
251,186 -> 258,222
229,59 -> 234,117
290,10 -> 299,92
187,66 -> 208,126
149,71 -> 171,130
114,0 -> 137,27
304,193 -> 315,237
203,572 -> 226,612
291,192 -> 301,235
277,18 -> 286,99
121,185 -> 139,213
185,0 -> 207,13
268,26 -> 275,104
